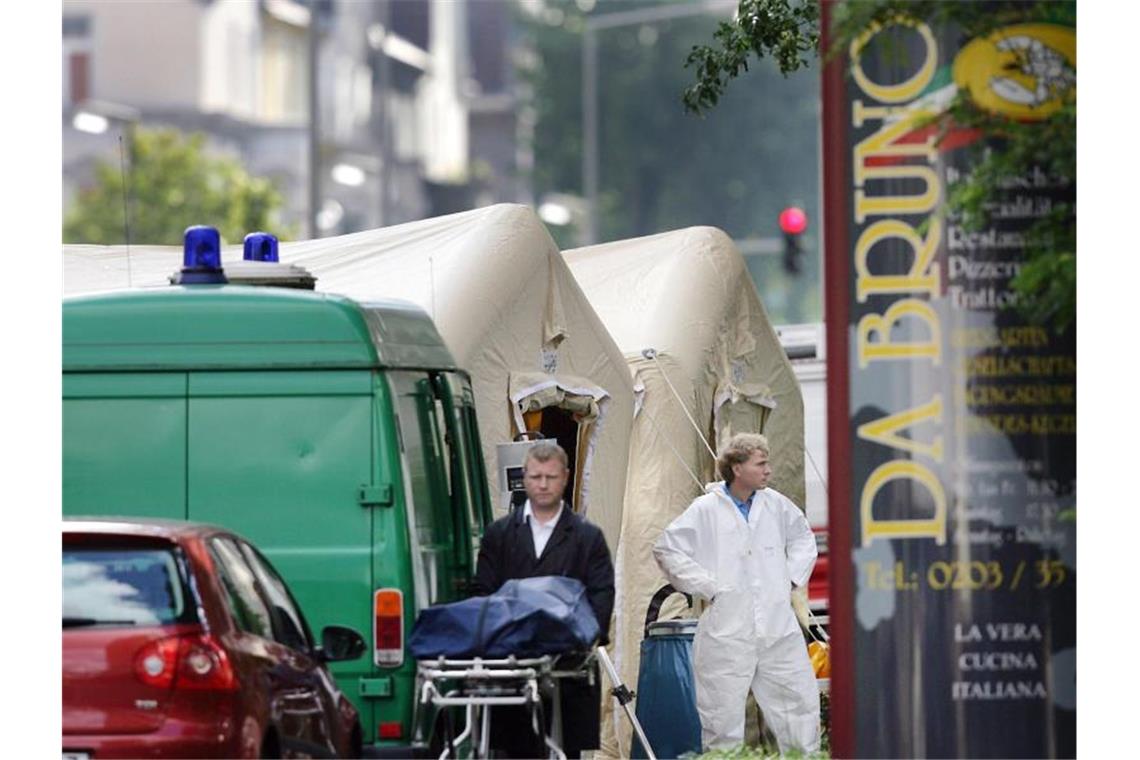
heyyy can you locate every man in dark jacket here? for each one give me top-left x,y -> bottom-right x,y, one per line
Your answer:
472,441 -> 615,758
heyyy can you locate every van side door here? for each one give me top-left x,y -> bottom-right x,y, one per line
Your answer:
434,372 -> 493,582
388,371 -> 462,609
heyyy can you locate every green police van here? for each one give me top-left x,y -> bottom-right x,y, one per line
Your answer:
62,228 -> 493,751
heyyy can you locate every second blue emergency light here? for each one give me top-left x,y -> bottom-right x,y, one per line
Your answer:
243,232 -> 279,262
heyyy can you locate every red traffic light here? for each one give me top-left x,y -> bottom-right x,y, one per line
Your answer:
779,206 -> 807,235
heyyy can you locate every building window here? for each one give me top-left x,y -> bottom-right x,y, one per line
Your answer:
63,15 -> 92,106
62,15 -> 90,37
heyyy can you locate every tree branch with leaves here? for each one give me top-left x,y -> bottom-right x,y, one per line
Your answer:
683,0 -> 1076,334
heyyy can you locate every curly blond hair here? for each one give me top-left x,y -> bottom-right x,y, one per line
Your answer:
717,433 -> 769,486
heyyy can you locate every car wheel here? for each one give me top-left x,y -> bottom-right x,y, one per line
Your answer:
349,720 -> 363,758
260,729 -> 282,759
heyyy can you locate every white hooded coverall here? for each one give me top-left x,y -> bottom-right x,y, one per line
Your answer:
654,482 -> 820,753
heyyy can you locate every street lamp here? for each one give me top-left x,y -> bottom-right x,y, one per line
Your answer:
70,100 -> 140,135
331,163 -> 367,187
538,201 -> 573,227
73,111 -> 109,134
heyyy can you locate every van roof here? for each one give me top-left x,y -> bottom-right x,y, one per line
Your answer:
63,286 -> 458,372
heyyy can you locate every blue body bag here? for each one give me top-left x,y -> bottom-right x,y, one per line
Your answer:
408,575 -> 600,659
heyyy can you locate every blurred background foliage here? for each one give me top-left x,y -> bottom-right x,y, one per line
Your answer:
64,127 -> 293,247
518,0 -> 823,323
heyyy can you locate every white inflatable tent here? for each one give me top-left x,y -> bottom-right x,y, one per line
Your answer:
563,226 -> 805,757
63,204 -> 635,549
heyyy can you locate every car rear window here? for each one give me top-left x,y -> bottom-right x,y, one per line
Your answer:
63,546 -> 195,628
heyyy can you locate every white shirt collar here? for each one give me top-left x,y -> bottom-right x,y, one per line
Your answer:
522,500 -> 564,557
523,500 -> 564,528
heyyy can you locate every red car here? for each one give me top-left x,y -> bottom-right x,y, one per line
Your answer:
63,518 -> 365,759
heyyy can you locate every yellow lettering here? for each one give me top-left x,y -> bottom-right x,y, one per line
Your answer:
850,19 -> 938,103
855,218 -> 941,301
854,164 -> 941,222
853,106 -> 938,182
852,100 -> 904,128
861,460 -> 947,545
857,299 -> 942,366
857,395 -> 943,461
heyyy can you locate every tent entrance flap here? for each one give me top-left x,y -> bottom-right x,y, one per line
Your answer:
713,381 -> 777,448
508,373 -> 609,516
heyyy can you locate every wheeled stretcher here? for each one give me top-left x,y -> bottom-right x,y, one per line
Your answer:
412,647 -> 655,760
413,652 -> 586,759
406,577 -> 656,759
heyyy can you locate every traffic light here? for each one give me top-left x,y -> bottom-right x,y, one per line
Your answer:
779,206 -> 807,275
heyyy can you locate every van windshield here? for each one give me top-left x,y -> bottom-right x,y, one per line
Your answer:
63,546 -> 194,628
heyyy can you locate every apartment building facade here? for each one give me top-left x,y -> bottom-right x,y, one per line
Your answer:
63,0 -> 526,239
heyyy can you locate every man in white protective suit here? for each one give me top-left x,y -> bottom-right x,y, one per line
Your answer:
653,432 -> 820,753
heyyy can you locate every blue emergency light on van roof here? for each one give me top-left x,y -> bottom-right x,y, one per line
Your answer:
184,225 -> 221,268
243,232 -> 279,262
177,225 -> 228,284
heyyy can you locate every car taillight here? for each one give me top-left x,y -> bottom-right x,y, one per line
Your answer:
373,588 -> 404,668
378,721 -> 403,739
135,636 -> 181,689
177,635 -> 236,690
134,634 -> 237,691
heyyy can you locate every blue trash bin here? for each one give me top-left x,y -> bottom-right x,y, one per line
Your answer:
631,585 -> 702,759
